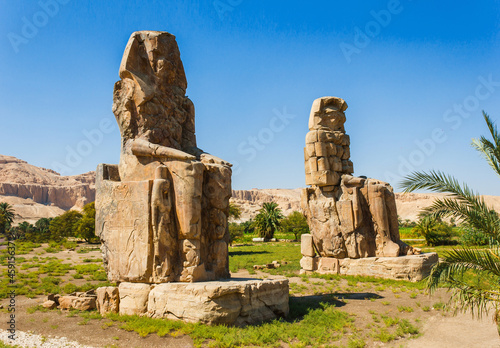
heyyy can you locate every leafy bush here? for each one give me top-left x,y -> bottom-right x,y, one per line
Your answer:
459,227 -> 490,246
280,211 -> 309,240
412,216 -> 455,246
49,210 -> 82,240
76,202 -> 98,243
228,222 -> 245,245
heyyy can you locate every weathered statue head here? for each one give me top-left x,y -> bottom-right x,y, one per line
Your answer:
113,31 -> 196,151
308,97 -> 347,132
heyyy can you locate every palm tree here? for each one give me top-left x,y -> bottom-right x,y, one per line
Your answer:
254,202 -> 284,240
400,112 -> 500,326
411,215 -> 453,246
16,221 -> 35,240
229,203 -> 242,222
0,202 -> 15,226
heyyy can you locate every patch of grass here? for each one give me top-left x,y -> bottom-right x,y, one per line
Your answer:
381,315 -> 399,327
347,338 -> 366,348
381,301 -> 391,306
422,306 -> 431,312
313,273 -> 427,290
396,319 -> 419,336
106,301 -> 354,347
229,242 -> 302,275
372,328 -> 396,342
397,306 -> 414,313
433,302 -> 445,311
27,305 -> 49,314
410,292 -> 418,299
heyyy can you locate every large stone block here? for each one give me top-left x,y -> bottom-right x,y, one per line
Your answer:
118,283 -> 151,316
337,253 -> 439,282
301,234 -> 315,257
300,256 -> 318,271
59,296 -> 96,311
96,287 -> 120,316
147,279 -> 289,326
96,169 -> 153,283
317,257 -> 339,274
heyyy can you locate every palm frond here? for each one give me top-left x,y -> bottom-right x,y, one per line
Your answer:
400,170 -> 500,238
472,112 -> 500,178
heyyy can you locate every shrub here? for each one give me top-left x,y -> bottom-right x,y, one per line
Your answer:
412,216 -> 454,246
280,211 -> 309,240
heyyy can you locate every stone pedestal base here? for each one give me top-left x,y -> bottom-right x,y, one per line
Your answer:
300,253 -> 438,282
98,278 -> 289,326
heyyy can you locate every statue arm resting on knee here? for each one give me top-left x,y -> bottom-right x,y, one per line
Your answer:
131,138 -> 196,161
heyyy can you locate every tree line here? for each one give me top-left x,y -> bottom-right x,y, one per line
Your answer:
0,202 -> 98,243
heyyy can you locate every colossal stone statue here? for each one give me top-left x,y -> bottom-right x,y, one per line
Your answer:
301,97 -> 415,262
96,31 -> 232,283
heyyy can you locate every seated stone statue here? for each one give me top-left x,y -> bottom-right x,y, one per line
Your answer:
302,97 -> 414,259
96,31 -> 231,283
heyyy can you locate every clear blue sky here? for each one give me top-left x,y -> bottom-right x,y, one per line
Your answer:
1,0 -> 500,195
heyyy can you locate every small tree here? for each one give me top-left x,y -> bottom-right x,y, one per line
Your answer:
241,220 -> 255,234
281,211 -> 309,240
49,210 -> 82,241
76,202 -> 98,243
34,217 -> 53,242
254,202 -> 284,240
228,222 -> 245,246
13,221 -> 36,241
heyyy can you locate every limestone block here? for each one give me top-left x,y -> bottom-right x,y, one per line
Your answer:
59,296 -> 96,311
336,145 -> 344,159
96,287 -> 120,316
327,143 -> 337,156
341,134 -> 350,146
341,146 -> 350,160
332,157 -> 342,172
310,171 -> 340,186
338,253 -> 439,282
317,157 -> 329,171
305,174 -> 313,185
301,234 -> 315,257
336,200 -> 354,232
317,257 -> 340,274
300,256 -> 318,271
96,174 -> 153,283
306,143 -> 316,157
118,283 -> 151,316
309,158 -> 318,172
318,130 -> 336,143
305,130 -> 318,144
315,142 -> 327,157
147,279 -> 289,326
304,157 -> 311,173
42,300 -> 57,309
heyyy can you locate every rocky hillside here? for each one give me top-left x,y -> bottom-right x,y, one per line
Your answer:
0,155 -> 95,224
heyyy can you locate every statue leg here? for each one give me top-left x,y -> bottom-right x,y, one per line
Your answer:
202,163 -> 232,279
168,160 -> 205,282
368,183 -> 400,257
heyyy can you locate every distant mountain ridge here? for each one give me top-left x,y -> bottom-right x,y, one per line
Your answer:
1,154 -> 499,224
0,155 -> 95,223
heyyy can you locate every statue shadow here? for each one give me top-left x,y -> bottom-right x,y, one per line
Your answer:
289,292 -> 383,321
228,250 -> 270,256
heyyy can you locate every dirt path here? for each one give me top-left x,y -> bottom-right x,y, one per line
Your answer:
405,312 -> 499,348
